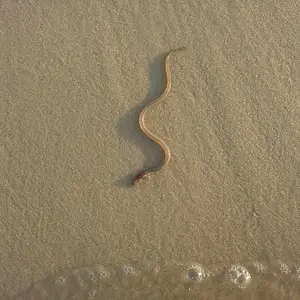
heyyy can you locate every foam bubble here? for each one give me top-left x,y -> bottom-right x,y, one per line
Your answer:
228,264 -> 251,288
121,265 -> 137,276
93,265 -> 110,279
152,265 -> 160,274
55,276 -> 66,285
253,261 -> 268,273
279,262 -> 291,275
270,260 -> 292,276
294,264 -> 300,279
186,264 -> 207,282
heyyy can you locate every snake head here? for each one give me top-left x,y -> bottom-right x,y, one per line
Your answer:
132,170 -> 150,185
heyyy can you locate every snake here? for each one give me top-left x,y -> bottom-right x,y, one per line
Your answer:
132,47 -> 186,185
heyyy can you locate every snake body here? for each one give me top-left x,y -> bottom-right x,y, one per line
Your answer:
133,47 -> 186,185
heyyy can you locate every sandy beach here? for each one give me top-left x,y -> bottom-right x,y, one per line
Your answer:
1,0 -> 300,298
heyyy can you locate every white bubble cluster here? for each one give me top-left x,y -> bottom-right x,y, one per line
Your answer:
55,276 -> 66,285
121,265 -> 137,276
228,264 -> 251,288
11,260 -> 300,299
279,262 -> 291,275
294,264 -> 300,279
253,261 -> 268,273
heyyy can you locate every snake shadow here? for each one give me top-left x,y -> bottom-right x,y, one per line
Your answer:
116,51 -> 170,187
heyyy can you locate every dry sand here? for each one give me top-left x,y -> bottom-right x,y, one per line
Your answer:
1,0 -> 300,299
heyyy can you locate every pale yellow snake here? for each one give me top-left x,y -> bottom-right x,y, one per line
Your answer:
133,47 -> 186,185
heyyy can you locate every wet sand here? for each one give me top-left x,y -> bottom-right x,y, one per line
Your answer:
1,0 -> 300,298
